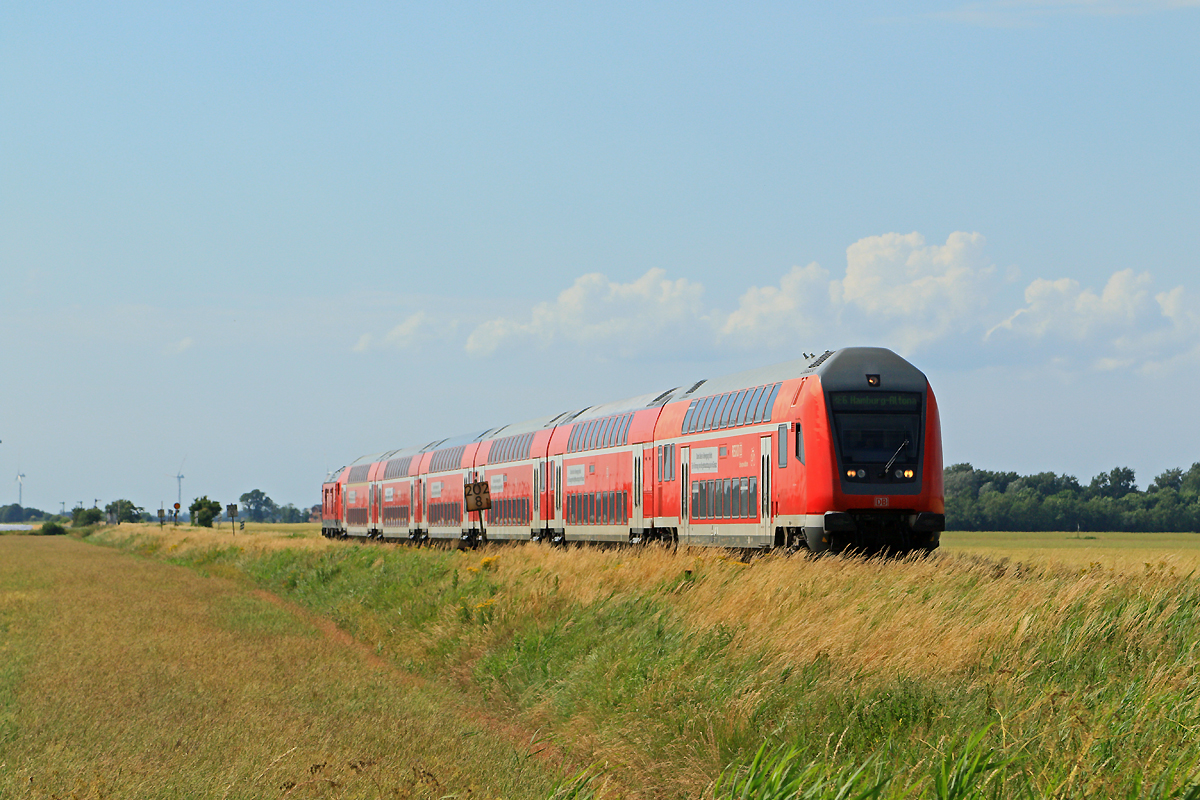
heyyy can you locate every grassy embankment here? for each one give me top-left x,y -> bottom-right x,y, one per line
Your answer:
58,523 -> 1200,798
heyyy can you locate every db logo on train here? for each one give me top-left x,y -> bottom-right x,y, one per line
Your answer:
874,497 -> 889,508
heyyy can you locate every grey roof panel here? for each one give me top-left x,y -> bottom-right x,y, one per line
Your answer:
338,348 -> 918,467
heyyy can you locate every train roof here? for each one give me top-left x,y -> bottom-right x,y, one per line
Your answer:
341,347 -> 922,467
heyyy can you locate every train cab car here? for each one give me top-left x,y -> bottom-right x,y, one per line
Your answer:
797,348 -> 944,554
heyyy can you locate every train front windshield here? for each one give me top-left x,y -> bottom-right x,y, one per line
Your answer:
828,392 -> 922,467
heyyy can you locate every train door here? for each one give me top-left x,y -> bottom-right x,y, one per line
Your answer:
370,484 -> 378,531
760,435 -> 772,540
409,483 -> 415,536
632,445 -> 644,536
418,479 -> 425,531
679,446 -> 690,544
553,455 -> 563,532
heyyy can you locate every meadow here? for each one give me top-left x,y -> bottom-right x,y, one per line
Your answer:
5,524 -> 1200,798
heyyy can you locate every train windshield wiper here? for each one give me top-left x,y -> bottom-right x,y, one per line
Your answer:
880,438 -> 910,478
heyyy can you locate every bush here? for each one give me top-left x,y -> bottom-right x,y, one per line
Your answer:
38,521 -> 66,536
71,507 -> 103,527
189,496 -> 221,528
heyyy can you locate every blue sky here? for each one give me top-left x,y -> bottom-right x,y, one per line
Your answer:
2,1 -> 1197,513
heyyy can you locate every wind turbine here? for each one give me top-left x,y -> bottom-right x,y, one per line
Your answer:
167,457 -> 186,508
15,469 -> 25,507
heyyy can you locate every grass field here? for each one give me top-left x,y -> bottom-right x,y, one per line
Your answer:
942,529 -> 1200,570
0,535 -> 567,799
7,524 -> 1200,799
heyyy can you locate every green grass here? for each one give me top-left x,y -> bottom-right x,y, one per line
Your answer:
77,526 -> 1200,798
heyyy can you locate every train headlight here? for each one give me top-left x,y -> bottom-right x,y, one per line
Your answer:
856,469 -> 866,479
846,469 -> 856,479
894,469 -> 903,478
903,469 -> 914,478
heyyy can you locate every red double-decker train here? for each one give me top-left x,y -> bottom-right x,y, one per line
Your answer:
321,347 -> 944,554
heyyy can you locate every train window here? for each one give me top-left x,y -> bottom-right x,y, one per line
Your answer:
796,423 -> 804,464
705,393 -> 724,431
568,426 -> 579,453
725,479 -> 734,518
718,393 -> 737,428
710,393 -> 728,430
738,477 -> 748,517
739,386 -> 764,425
701,395 -> 720,431
778,425 -> 788,469
669,444 -> 676,481
690,398 -> 707,433
617,491 -> 625,523
588,493 -> 595,524
727,389 -> 749,427
696,481 -> 707,519
619,413 -> 632,445
657,446 -> 664,482
749,477 -> 758,518
709,480 -> 719,518
690,482 -> 699,519
683,400 -> 697,433
747,386 -> 767,423
763,384 -> 782,422
590,418 -> 603,450
752,384 -> 773,422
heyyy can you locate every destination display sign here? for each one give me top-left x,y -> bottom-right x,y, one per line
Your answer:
566,464 -> 586,486
829,392 -> 921,413
691,447 -> 719,474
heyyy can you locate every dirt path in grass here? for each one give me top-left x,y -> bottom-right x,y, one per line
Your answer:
247,587 -> 574,778
0,536 -> 565,800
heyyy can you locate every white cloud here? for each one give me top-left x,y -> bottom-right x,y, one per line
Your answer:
986,269 -> 1197,370
465,269 -> 708,358
832,231 -> 995,353
354,311 -> 434,352
449,230 -> 1197,374
718,262 -> 832,345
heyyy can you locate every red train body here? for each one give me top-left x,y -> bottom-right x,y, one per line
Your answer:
321,348 -> 944,554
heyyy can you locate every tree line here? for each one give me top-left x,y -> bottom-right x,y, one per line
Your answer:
3,490 -> 311,528
945,463 -> 1200,532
